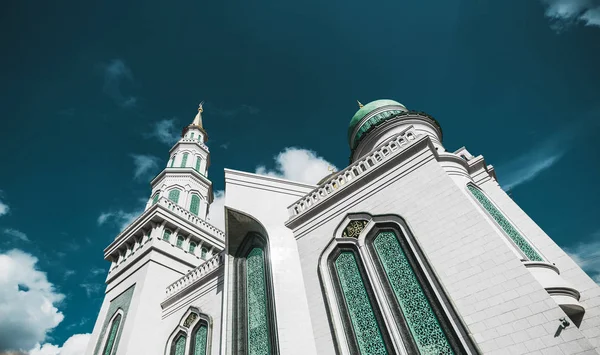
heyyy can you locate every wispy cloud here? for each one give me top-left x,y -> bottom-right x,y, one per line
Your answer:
64,270 -> 76,279
539,0 -> 600,31
102,59 -> 137,108
80,283 -> 103,297
130,154 -> 160,181
3,228 -> 29,242
0,191 -> 9,217
145,118 -> 180,146
220,142 -> 230,150
208,103 -> 260,117
97,206 -> 145,231
496,129 -> 578,191
90,267 -> 105,276
564,230 -> 600,284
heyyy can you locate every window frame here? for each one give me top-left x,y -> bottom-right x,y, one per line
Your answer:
100,309 -> 124,355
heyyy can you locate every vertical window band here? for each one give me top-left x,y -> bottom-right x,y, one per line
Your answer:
181,153 -> 189,168
195,157 -> 201,172
246,247 -> 272,355
190,194 -> 200,216
467,185 -> 542,261
172,334 -> 186,355
334,251 -> 388,355
168,189 -> 181,203
192,323 -> 208,355
103,313 -> 122,355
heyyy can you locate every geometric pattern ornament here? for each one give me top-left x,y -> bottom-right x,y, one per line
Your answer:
467,185 -> 543,261
373,231 -> 454,355
246,247 -> 271,355
193,324 -> 208,355
183,312 -> 198,328
334,251 -> 388,355
342,220 -> 368,239
103,314 -> 122,355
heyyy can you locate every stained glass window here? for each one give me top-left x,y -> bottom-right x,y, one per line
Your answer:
170,156 -> 176,167
373,231 -> 453,355
176,235 -> 184,248
201,247 -> 208,260
467,185 -> 542,261
168,189 -> 181,203
181,153 -> 189,168
171,334 -> 186,355
190,194 -> 200,216
246,247 -> 271,355
189,242 -> 197,254
195,157 -> 201,172
102,313 -> 122,355
152,193 -> 160,205
163,230 -> 171,242
334,251 -> 388,355
192,324 -> 208,355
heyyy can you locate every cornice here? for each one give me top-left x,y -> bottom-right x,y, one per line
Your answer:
224,168 -> 316,196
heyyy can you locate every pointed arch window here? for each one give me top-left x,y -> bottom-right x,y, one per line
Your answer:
200,247 -> 208,260
189,242 -> 197,254
176,235 -> 184,248
181,153 -> 189,168
168,189 -> 181,203
102,313 -> 122,355
195,157 -> 201,172
191,321 -> 209,355
163,229 -> 172,242
190,194 -> 201,216
152,193 -> 160,205
170,156 -> 176,168
170,333 -> 186,355
191,133 -> 195,139
467,184 -> 542,261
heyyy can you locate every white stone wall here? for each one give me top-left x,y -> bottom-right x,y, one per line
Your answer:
290,141 -> 598,355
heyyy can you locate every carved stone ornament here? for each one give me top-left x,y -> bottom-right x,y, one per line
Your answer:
183,312 -> 198,328
342,220 -> 368,238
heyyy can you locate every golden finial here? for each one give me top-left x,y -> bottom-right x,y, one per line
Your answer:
198,101 -> 204,113
357,100 -> 364,108
328,166 -> 336,173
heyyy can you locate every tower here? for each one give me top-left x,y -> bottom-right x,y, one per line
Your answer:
85,105 -> 225,355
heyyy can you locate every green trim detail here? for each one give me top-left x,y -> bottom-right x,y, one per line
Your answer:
173,334 -> 186,355
102,314 -> 121,355
195,157 -> 201,172
93,285 -> 135,355
246,247 -> 271,355
152,193 -> 160,205
190,194 -> 200,216
170,156 -> 176,168
467,185 -> 542,261
193,325 -> 208,355
335,251 -> 388,355
168,189 -> 181,203
374,231 -> 454,355
181,153 -> 189,168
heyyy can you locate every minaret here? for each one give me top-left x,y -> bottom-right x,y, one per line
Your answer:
146,102 -> 213,220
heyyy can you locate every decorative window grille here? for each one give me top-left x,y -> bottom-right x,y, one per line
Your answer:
201,247 -> 208,260
189,242 -> 197,254
171,334 -> 186,355
176,235 -> 184,248
170,156 -> 176,167
334,251 -> 388,355
195,157 -> 201,172
163,230 -> 171,242
181,153 -> 189,168
192,323 -> 209,355
190,194 -> 200,216
467,185 -> 542,261
372,231 -> 453,354
168,189 -> 181,203
102,313 -> 122,355
246,247 -> 271,355
152,193 -> 160,205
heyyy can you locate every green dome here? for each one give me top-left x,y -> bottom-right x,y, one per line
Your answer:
348,99 -> 407,147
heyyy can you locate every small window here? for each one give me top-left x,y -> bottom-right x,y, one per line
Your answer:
181,153 -> 189,168
152,193 -> 160,205
102,313 -> 122,355
163,229 -> 171,242
189,242 -> 197,254
201,247 -> 208,260
195,157 -> 201,172
191,133 -> 195,139
168,189 -> 181,203
176,235 -> 184,248
170,333 -> 186,355
190,194 -> 200,216
169,156 -> 176,168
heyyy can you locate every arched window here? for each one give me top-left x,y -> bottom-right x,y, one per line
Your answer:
191,133 -> 195,139
170,332 -> 186,355
163,229 -> 171,242
176,235 -> 184,248
168,189 -> 181,203
181,153 -> 189,168
152,193 -> 160,205
195,157 -> 201,172
189,242 -> 197,254
190,194 -> 201,216
466,184 -> 542,261
170,156 -> 176,168
102,313 -> 122,355
200,247 -> 208,260
190,320 -> 209,355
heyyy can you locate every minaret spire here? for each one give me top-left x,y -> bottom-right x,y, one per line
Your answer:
357,100 -> 364,108
192,101 -> 204,128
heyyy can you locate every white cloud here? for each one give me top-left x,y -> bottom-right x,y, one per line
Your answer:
130,154 -> 160,181
539,0 -> 600,30
0,250 -> 65,352
564,231 -> 600,284
80,283 -> 103,297
97,208 -> 143,231
207,190 -> 225,230
29,333 -> 91,355
255,147 -> 337,185
3,228 -> 30,242
145,118 -> 180,146
102,59 -> 137,108
0,199 -> 9,217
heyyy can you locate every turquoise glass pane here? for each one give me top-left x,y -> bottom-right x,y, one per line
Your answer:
170,156 -> 175,167
195,157 -> 201,172
191,133 -> 195,139
201,248 -> 207,260
181,153 -> 189,168
246,247 -> 271,355
103,314 -> 121,355
373,231 -> 453,355
168,189 -> 180,203
189,242 -> 196,254
163,230 -> 171,241
467,185 -> 542,261
190,195 -> 200,216
176,236 -> 184,248
173,335 -> 186,355
152,193 -> 159,205
193,325 -> 208,355
334,252 -> 387,355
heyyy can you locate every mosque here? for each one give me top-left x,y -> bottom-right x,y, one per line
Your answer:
85,100 -> 600,354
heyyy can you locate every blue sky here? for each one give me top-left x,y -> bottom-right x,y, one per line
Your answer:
1,0 -> 600,353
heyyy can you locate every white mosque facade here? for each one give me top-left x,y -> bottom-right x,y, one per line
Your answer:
85,100 -> 600,355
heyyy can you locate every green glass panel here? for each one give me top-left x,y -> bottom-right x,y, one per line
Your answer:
334,252 -> 387,355
163,230 -> 171,242
246,247 -> 271,355
173,335 -> 186,355
193,325 -> 208,355
181,153 -> 189,168
373,231 -> 453,355
190,195 -> 200,216
152,193 -> 160,205
103,314 -> 121,355
195,157 -> 201,172
176,236 -> 184,248
170,156 -> 176,168
467,185 -> 542,261
191,133 -> 195,139
201,247 -> 207,260
189,242 -> 196,254
168,189 -> 180,203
